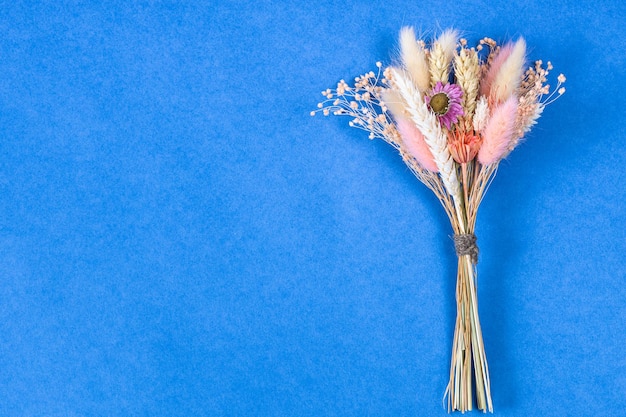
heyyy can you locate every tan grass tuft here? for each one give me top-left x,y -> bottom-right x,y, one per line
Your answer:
399,27 -> 431,93
490,38 -> 526,104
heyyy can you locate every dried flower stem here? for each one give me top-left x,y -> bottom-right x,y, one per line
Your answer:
439,160 -> 494,413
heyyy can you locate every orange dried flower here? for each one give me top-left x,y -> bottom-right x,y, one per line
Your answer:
448,130 -> 482,164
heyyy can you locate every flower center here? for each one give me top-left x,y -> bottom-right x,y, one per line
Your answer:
429,92 -> 449,115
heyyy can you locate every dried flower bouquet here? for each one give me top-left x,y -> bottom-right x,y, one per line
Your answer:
312,28 -> 565,413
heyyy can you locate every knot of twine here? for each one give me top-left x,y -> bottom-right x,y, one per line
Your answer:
453,233 -> 479,264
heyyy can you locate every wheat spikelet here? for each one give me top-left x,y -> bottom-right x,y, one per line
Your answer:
472,95 -> 489,133
390,67 -> 462,205
429,29 -> 459,86
399,27 -> 430,93
454,47 -> 481,131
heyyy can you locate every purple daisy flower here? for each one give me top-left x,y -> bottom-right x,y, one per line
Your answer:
425,82 -> 464,129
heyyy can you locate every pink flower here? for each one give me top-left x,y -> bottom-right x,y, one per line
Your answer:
425,82 -> 464,129
395,118 -> 438,172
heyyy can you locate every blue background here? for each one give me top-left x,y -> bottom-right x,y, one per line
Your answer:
1,1 -> 624,416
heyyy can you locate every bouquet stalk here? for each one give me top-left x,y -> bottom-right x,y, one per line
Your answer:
313,28 -> 565,412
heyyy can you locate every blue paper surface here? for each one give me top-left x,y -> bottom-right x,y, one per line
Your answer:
0,1 -> 625,415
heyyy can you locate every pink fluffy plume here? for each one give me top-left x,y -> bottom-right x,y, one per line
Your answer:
480,42 -> 514,97
395,118 -> 438,172
477,96 -> 519,165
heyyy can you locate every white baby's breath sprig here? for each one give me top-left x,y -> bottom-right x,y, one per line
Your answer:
311,63 -> 401,149
511,60 -> 566,152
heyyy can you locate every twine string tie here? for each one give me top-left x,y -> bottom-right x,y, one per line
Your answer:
453,233 -> 479,264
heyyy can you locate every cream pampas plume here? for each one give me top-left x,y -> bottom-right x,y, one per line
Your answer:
390,67 -> 462,205
399,27 -> 430,93
429,29 -> 459,85
489,38 -> 526,104
480,42 -> 514,97
380,89 -> 407,119
478,95 -> 519,165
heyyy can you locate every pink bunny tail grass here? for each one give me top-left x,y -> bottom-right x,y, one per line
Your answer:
480,42 -> 514,97
477,96 -> 519,165
395,118 -> 439,172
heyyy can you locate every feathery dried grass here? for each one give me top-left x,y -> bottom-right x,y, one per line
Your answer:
399,27 -> 430,93
395,118 -> 438,172
478,95 -> 518,165
380,89 -> 407,119
472,96 -> 489,133
480,42 -> 513,97
382,88 -> 439,172
490,38 -> 526,104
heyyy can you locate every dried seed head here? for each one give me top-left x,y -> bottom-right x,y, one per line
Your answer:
430,93 -> 450,115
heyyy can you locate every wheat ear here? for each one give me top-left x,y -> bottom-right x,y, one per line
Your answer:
429,29 -> 459,86
390,68 -> 462,207
454,47 -> 481,131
